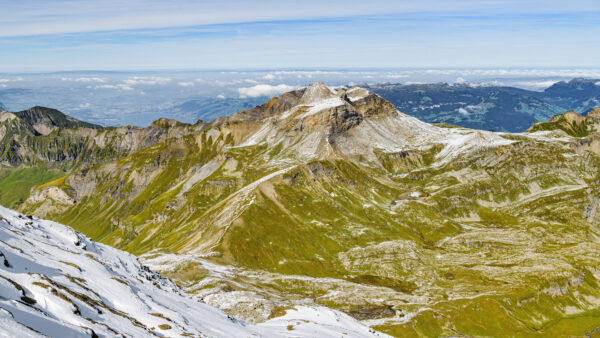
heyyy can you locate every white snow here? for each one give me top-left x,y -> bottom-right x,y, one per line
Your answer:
434,129 -> 514,166
238,121 -> 276,146
259,306 -> 386,337
296,97 -> 346,119
515,130 -> 572,142
0,205 -> 386,337
178,159 -> 222,195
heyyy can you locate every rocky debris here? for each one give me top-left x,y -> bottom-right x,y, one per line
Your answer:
28,186 -> 76,206
346,305 -> 396,321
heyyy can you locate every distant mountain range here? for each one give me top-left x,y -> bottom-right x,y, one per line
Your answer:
366,78 -> 600,132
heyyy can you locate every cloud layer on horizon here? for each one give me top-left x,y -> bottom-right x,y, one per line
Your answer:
237,84 -> 297,98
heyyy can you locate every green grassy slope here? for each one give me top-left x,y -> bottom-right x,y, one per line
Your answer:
0,167 -> 66,208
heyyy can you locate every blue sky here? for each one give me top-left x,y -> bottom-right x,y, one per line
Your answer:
1,0 -> 600,71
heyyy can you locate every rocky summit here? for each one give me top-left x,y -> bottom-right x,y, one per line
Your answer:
3,83 -> 600,336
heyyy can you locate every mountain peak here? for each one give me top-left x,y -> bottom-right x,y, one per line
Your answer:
0,111 -> 17,122
299,82 -> 336,104
15,106 -> 103,135
527,107 -> 600,137
151,117 -> 190,128
214,83 -> 369,125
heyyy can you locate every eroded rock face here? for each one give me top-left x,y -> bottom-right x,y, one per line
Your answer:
353,94 -> 398,119
26,186 -> 76,218
573,134 -> 600,154
28,186 -> 75,205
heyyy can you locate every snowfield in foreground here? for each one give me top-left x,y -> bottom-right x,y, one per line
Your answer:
0,205 -> 385,337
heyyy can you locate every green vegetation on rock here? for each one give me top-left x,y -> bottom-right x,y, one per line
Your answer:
0,167 -> 66,208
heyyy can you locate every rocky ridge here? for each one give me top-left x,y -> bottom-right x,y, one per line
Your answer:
0,107 -> 204,168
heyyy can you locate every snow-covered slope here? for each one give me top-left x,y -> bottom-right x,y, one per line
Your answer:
0,205 -> 386,337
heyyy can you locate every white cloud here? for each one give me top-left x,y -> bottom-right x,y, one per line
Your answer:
263,74 -> 276,80
79,103 -> 91,108
95,84 -> 134,91
62,77 -> 105,83
468,82 -> 497,88
458,107 -> 469,115
272,70 -> 348,76
455,77 -> 466,84
0,77 -> 24,83
178,81 -> 194,87
596,82 -> 600,86
123,76 -> 171,85
385,74 -> 409,79
421,69 -> 600,78
217,94 -> 225,99
515,80 -> 558,89
237,84 -> 296,98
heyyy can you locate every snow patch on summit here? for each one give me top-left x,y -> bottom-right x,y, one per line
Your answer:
296,97 -> 346,119
436,130 -> 514,165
